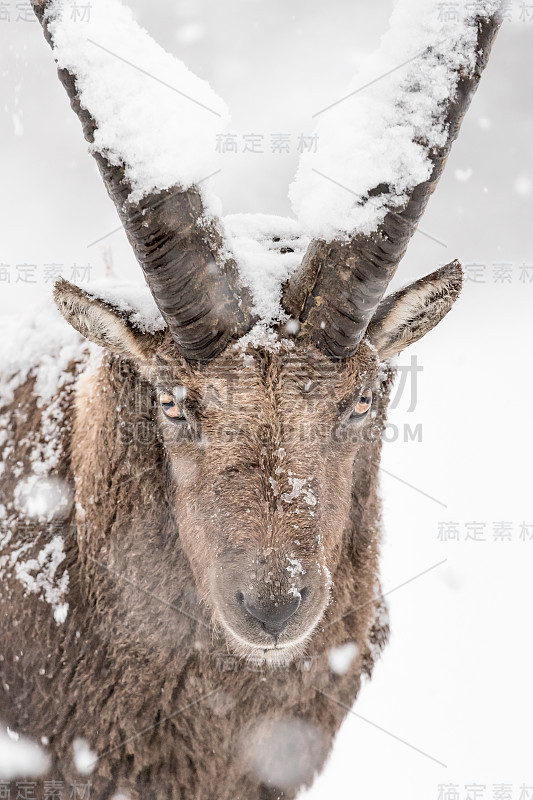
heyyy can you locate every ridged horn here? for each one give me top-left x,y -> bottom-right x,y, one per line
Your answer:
283,12 -> 502,359
31,0 -> 255,363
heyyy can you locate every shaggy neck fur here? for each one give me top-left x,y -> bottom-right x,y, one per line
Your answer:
0,346 -> 392,800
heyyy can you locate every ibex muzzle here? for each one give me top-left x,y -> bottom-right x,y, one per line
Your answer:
214,527 -> 326,653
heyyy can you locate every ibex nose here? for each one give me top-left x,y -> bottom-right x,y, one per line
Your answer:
237,591 -> 304,637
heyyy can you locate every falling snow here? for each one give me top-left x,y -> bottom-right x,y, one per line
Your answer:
73,738 -> 97,775
0,728 -> 50,780
328,642 -> 359,675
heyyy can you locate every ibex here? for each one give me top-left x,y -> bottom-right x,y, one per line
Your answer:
0,1 -> 501,797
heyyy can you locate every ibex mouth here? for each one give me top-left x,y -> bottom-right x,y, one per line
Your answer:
217,606 -> 324,666
231,638 -> 310,668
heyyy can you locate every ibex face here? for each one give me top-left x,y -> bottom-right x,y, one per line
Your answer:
56,262 -> 462,663
149,337 -> 381,661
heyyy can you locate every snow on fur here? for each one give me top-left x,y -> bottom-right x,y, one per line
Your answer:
0,302 -> 86,412
223,214 -> 309,324
0,283 -> 161,625
0,282 -> 163,415
78,280 -> 166,334
0,302 -> 83,624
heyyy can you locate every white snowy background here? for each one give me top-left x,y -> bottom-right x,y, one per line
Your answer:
1,1 -> 532,798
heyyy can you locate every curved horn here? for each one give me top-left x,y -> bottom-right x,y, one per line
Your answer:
31,0 -> 255,363
284,11 -> 502,359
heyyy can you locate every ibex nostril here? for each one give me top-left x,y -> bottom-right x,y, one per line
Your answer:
235,591 -> 244,606
242,594 -> 301,637
300,587 -> 310,602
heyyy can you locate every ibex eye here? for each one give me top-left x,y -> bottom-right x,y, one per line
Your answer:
351,392 -> 372,419
159,392 -> 186,422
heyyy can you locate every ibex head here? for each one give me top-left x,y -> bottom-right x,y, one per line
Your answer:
54,254 -> 461,662
33,0 -> 500,662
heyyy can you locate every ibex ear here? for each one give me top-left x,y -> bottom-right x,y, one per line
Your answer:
365,260 -> 463,361
53,279 -> 162,362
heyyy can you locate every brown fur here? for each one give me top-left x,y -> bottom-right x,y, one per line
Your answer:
0,266 -> 460,799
